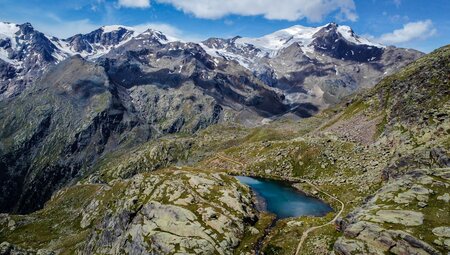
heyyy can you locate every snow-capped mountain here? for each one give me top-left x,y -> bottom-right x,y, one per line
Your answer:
56,25 -> 173,59
200,23 -> 384,68
0,22 -> 172,65
62,25 -> 136,58
241,23 -> 383,53
0,22 -> 174,98
0,22 -> 71,66
0,22 -> 72,98
200,23 -> 421,107
0,21 -> 423,109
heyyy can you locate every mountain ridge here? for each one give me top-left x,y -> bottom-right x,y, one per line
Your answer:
1,21 -> 423,105
0,20 -> 424,214
0,44 -> 448,255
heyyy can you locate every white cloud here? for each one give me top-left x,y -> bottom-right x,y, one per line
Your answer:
377,20 -> 437,44
118,0 -> 150,8
153,0 -> 357,22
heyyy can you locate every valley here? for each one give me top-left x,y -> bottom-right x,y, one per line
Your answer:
0,19 -> 448,255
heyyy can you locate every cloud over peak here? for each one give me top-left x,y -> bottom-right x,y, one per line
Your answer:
118,0 -> 357,22
118,0 -> 150,8
378,20 -> 437,44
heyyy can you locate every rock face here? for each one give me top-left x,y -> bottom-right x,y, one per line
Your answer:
65,26 -> 136,57
201,23 -> 423,107
0,55 -> 144,213
0,38 -> 287,213
0,170 -> 257,255
334,168 -> 450,255
99,36 -> 288,118
1,21 -> 422,108
0,22 -> 70,99
0,22 -> 425,214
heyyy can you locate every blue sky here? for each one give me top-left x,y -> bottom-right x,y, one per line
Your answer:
0,0 -> 448,52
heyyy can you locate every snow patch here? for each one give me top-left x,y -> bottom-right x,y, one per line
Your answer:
0,48 -> 20,66
0,22 -> 20,43
336,25 -> 384,48
235,24 -> 325,57
101,25 -> 133,33
0,22 -> 21,64
200,43 -> 251,69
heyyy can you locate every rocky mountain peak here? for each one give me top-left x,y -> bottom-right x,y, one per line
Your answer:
69,25 -> 135,42
17,22 -> 34,35
0,21 -> 66,99
100,25 -> 132,33
0,21 -> 35,41
0,21 -> 423,110
133,28 -> 170,44
314,23 -> 381,47
311,23 -> 384,62
231,35 -> 242,41
64,25 -> 136,56
0,21 -> 60,62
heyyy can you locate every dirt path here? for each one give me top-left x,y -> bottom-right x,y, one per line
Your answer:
214,153 -> 345,255
216,154 -> 245,167
294,181 -> 345,255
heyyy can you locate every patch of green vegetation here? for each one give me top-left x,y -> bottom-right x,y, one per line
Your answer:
291,143 -> 322,177
263,244 -> 284,255
234,212 -> 276,255
261,213 -> 335,255
243,128 -> 286,143
342,100 -> 369,119
374,114 -> 388,138
294,225 -> 339,255
0,185 -> 100,251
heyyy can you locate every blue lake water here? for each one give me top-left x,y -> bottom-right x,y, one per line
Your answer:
236,176 -> 333,218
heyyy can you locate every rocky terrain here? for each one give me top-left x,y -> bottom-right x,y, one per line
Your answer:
0,22 -> 69,99
335,168 -> 450,254
0,21 -> 423,215
0,43 -> 285,213
0,20 -> 448,255
1,21 -> 422,108
0,170 -> 257,254
201,23 -> 422,106
0,20 -> 421,215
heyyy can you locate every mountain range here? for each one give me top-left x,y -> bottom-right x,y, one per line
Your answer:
1,21 -> 421,106
0,21 -> 425,214
1,20 -> 448,255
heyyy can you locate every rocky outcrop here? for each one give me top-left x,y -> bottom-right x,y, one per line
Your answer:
0,39 -> 287,213
65,26 -> 135,55
334,168 -> 450,255
0,170 -> 257,255
0,22 -> 68,100
200,23 -> 423,108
